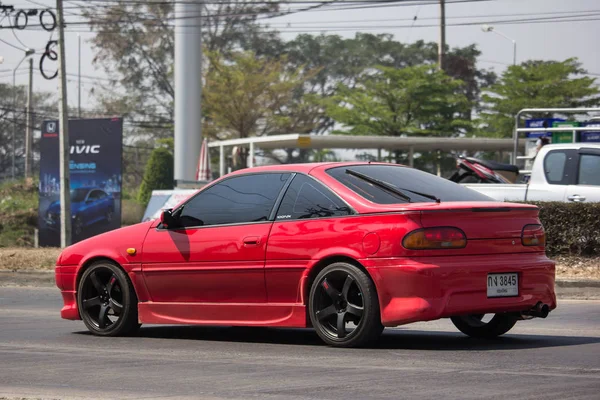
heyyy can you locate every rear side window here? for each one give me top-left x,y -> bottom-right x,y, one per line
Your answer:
276,174 -> 352,220
326,165 -> 492,204
544,151 -> 567,184
578,154 -> 600,186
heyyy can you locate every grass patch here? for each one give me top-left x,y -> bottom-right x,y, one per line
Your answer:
0,180 -> 38,247
122,198 -> 145,226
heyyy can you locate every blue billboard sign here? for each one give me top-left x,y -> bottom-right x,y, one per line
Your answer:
581,121 -> 600,143
525,118 -> 566,138
38,118 -> 123,247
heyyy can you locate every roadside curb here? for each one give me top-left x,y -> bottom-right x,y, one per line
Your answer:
554,279 -> 600,300
555,279 -> 600,288
0,269 -> 55,287
1,269 -> 599,299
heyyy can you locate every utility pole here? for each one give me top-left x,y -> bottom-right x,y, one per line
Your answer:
12,48 -> 34,180
25,58 -> 33,179
78,33 -> 81,118
56,0 -> 72,247
174,0 -> 203,183
438,0 -> 446,70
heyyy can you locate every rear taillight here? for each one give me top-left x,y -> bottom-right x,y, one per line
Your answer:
522,224 -> 545,247
402,227 -> 467,250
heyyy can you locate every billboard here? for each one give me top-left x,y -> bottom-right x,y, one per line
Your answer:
525,118 -> 565,138
38,118 -> 123,247
581,121 -> 600,142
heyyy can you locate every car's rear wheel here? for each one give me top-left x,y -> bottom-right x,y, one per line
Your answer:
73,216 -> 83,236
309,262 -> 383,347
450,313 -> 517,338
77,261 -> 139,336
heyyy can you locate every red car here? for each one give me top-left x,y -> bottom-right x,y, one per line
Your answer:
56,162 -> 556,347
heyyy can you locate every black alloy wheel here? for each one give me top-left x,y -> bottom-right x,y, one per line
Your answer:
73,216 -> 83,236
451,313 -> 518,338
309,262 -> 383,347
77,261 -> 139,336
105,209 -> 113,224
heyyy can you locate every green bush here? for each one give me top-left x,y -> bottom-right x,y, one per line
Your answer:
525,202 -> 600,256
137,147 -> 174,205
0,180 -> 38,247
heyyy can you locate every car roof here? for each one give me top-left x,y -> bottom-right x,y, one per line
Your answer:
228,161 -> 404,175
542,143 -> 600,150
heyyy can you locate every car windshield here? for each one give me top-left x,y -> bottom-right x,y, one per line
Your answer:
70,189 -> 89,202
326,165 -> 493,204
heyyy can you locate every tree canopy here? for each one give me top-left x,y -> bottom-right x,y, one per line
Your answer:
69,4 -> 600,181
204,51 -> 320,165
480,58 -> 600,136
326,65 -> 471,138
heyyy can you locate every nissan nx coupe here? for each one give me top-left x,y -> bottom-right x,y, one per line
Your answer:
55,163 -> 556,347
46,188 -> 115,236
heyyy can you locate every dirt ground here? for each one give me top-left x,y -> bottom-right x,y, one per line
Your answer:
0,247 -> 598,279
0,248 -> 61,272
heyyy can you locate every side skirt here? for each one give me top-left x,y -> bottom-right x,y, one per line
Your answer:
138,302 -> 307,327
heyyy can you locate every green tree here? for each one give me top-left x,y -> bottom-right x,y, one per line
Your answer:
82,0 -> 285,141
326,64 -> 471,166
138,147 -> 174,205
327,65 -> 471,138
0,83 -> 54,180
204,51 -> 319,167
480,58 -> 600,137
82,1 -> 285,180
285,34 -> 495,128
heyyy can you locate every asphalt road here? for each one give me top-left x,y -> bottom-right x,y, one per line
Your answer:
1,288 -> 599,400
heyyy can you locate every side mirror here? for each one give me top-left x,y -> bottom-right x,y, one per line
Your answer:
160,209 -> 177,228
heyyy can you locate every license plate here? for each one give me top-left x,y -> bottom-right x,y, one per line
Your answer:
487,273 -> 518,298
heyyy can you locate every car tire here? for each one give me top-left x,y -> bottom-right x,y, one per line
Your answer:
73,215 -> 83,236
77,261 -> 139,336
105,209 -> 113,224
309,262 -> 383,348
450,314 -> 517,338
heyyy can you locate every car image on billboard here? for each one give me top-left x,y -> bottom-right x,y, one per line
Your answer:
44,188 -> 115,237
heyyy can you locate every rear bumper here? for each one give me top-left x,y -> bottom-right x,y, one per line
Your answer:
361,253 -> 556,327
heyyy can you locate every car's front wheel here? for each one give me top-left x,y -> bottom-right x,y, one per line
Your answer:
309,262 -> 383,347
450,314 -> 517,338
77,261 -> 139,336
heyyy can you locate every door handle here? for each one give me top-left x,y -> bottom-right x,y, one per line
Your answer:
567,194 -> 586,202
243,236 -> 261,246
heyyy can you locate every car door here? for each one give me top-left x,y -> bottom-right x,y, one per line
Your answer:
265,174 -> 354,303
526,149 -> 577,201
565,148 -> 600,203
83,190 -> 99,224
95,190 -> 110,220
141,172 -> 291,304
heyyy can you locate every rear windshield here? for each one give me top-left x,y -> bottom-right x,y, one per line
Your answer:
326,165 -> 493,204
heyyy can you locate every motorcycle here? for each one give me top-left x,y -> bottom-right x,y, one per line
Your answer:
448,156 -> 520,184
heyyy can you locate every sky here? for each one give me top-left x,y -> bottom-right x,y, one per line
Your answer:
0,0 -> 598,112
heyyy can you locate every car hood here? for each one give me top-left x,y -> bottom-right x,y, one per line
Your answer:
58,221 -> 154,267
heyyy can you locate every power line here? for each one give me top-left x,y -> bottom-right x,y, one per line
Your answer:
46,9 -> 600,33
7,0 -> 496,29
